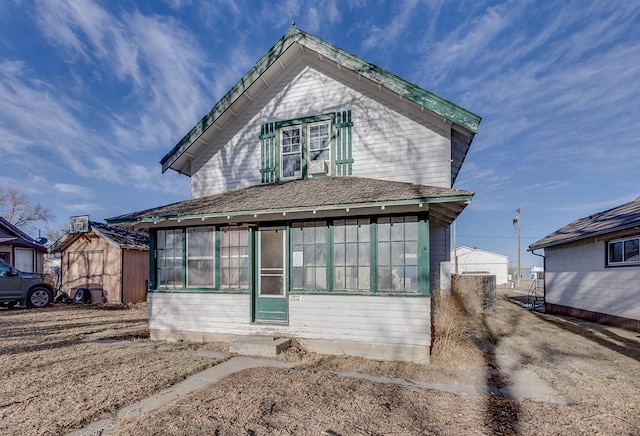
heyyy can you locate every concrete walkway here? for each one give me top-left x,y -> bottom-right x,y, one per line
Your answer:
68,336 -> 565,435
68,356 -> 295,436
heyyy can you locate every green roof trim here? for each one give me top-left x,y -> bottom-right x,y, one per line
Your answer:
161,26 -> 481,173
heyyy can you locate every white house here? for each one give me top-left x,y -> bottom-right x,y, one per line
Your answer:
529,197 -> 640,332
108,26 -> 481,363
451,246 -> 509,285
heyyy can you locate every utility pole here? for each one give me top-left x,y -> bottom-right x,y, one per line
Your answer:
514,208 -> 521,288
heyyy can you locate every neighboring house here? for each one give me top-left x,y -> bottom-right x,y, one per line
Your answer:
529,197 -> 640,332
0,217 -> 46,273
451,246 -> 509,285
108,26 -> 481,363
50,221 -> 149,304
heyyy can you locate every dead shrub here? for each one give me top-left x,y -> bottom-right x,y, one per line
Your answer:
431,278 -> 487,366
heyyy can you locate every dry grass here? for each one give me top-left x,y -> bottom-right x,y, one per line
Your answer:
0,303 -> 226,435
430,278 -> 487,366
2,289 -> 640,435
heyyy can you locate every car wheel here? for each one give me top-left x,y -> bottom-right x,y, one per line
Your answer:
27,287 -> 52,308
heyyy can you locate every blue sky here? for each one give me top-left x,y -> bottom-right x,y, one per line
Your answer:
1,0 -> 639,269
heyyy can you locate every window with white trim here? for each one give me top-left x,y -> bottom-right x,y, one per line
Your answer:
260,111 -> 352,183
280,126 -> 302,180
608,236 -> 640,266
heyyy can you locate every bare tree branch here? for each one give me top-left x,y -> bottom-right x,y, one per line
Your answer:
0,186 -> 54,229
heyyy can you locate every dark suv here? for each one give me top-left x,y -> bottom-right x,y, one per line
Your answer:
0,258 -> 55,309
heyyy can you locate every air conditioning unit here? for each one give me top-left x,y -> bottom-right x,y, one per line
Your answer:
308,159 -> 329,175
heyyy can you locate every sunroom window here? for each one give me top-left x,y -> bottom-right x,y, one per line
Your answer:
220,227 -> 250,289
377,216 -> 419,291
186,227 -> 215,287
608,236 -> 640,265
292,222 -> 327,290
333,219 -> 370,291
157,229 -> 183,289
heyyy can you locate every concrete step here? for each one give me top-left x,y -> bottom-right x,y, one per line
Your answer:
229,336 -> 292,357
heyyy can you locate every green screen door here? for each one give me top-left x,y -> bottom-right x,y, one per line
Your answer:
254,228 -> 288,322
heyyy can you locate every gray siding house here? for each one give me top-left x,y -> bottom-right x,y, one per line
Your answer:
108,26 -> 481,363
0,217 -> 46,273
529,197 -> 640,332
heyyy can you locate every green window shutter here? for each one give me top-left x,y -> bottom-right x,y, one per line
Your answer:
335,110 -> 353,175
260,122 -> 277,183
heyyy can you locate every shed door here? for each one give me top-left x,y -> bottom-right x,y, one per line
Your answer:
254,228 -> 288,322
67,250 -> 104,290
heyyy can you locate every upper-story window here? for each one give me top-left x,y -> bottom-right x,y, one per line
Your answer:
280,126 -> 303,180
608,236 -> 640,266
260,111 -> 353,184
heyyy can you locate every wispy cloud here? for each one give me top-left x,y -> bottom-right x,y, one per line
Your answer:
53,183 -> 93,198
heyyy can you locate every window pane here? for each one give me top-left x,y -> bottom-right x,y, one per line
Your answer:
378,242 -> 390,265
293,267 -> 303,288
624,239 -> 640,262
378,267 -> 391,289
378,218 -> 390,241
609,241 -> 623,263
310,149 -> 329,161
334,267 -> 345,289
334,244 -> 345,266
315,244 -> 326,265
316,267 -> 327,290
406,242 -> 418,266
282,155 -> 301,178
358,243 -> 370,265
345,244 -> 357,265
358,267 -> 370,289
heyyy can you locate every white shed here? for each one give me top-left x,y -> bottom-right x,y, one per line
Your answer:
451,246 -> 509,285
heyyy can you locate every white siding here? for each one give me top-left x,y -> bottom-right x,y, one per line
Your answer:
149,292 -> 430,348
190,57 -> 451,198
545,240 -> 640,322
452,247 -> 509,285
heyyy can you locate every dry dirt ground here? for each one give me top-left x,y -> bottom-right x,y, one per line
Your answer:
1,288 -> 640,435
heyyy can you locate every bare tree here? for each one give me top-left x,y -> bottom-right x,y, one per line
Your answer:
0,187 -> 54,229
43,224 -> 69,244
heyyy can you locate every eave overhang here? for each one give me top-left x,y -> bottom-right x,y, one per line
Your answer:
107,177 -> 473,230
160,25 -> 482,176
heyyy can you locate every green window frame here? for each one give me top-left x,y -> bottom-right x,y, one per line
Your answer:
156,229 -> 184,289
333,219 -> 371,291
376,216 -> 419,292
154,226 -> 250,292
186,227 -> 215,288
260,110 -> 352,183
292,221 -> 328,291
220,226 -> 250,289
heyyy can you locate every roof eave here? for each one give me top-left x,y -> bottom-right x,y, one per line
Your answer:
108,194 -> 473,227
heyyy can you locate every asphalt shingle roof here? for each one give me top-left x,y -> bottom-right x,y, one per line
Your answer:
107,176 -> 473,224
529,196 -> 640,250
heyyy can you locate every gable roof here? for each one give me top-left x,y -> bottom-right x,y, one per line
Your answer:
453,246 -> 509,260
50,221 -> 149,253
161,25 -> 481,175
107,176 -> 473,227
0,217 -> 46,251
529,197 -> 640,250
